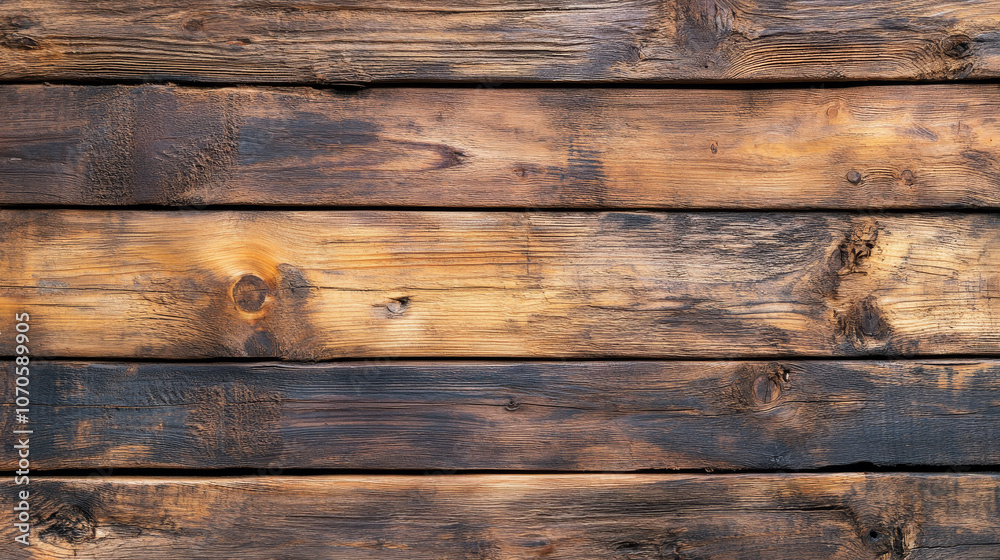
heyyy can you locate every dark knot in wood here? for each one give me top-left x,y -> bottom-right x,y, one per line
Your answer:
233,274 -> 270,312
40,505 -> 96,544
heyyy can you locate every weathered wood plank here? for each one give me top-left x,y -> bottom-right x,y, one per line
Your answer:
2,360 -> 998,471
3,84 -> 1000,209
1,1 -> 999,84
1,474 -> 998,558
3,211 -> 1000,359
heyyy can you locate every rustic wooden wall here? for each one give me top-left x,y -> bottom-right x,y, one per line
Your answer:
2,1 -> 999,558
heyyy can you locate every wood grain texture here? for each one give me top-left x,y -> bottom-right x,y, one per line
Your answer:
4,210 -> 1000,359
1,1 -> 999,84
2,474 -> 999,558
3,83 -> 1000,208
3,360 -> 999,471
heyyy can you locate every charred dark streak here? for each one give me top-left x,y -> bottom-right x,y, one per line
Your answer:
243,329 -> 279,357
2,15 -> 37,30
367,140 -> 469,171
277,263 -> 313,298
188,381 -> 283,461
838,220 -> 880,274
240,3 -> 613,15
836,296 -> 893,352
183,19 -> 205,33
1,34 -> 39,49
623,42 -> 643,63
1,15 -> 39,49
675,0 -> 734,53
433,144 -> 468,169
82,85 -> 242,205
39,505 -> 96,545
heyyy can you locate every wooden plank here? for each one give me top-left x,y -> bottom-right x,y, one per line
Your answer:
1,474 -> 998,558
3,360 -> 999,471
3,83 -> 1000,209
1,1 -> 999,84
3,210 -> 1000,359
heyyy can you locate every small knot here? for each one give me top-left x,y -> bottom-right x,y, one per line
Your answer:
862,525 -> 908,558
4,15 -> 37,30
941,35 -> 972,58
226,38 -> 252,51
837,296 -> 893,351
232,274 -> 270,312
40,505 -> 95,544
386,296 -> 410,315
728,363 -> 789,411
752,373 -> 782,405
710,142 -> 718,154
846,170 -> 862,184
503,398 -> 520,411
2,35 -> 39,49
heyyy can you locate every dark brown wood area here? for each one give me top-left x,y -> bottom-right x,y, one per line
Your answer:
3,1 -> 1000,558
1,1 -> 999,84
1,360 -> 998,471
1,474 -> 999,559
2,83 -> 1000,208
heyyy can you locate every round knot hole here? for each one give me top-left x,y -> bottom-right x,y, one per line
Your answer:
233,274 -> 270,312
941,35 -> 972,58
752,373 -> 782,405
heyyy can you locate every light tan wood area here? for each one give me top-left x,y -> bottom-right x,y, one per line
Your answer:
3,210 -> 1000,359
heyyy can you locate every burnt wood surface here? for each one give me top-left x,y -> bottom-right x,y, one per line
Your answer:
3,210 -> 1000,359
1,359 -> 998,471
3,2 -> 1000,557
2,474 -> 999,559
1,1 -> 999,84
2,83 -> 1000,209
